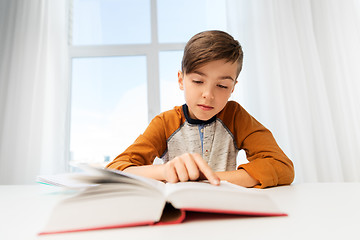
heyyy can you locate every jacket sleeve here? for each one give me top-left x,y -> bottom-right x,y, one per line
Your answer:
230,102 -> 295,188
106,114 -> 168,171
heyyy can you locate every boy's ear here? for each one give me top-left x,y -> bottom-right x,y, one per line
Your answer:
178,71 -> 184,90
231,80 -> 238,93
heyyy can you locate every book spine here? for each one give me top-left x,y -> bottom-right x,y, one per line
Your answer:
182,208 -> 288,217
155,209 -> 186,226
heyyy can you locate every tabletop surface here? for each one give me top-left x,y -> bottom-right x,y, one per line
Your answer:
1,182 -> 360,240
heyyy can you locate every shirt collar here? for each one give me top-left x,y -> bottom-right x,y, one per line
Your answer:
182,104 -> 217,125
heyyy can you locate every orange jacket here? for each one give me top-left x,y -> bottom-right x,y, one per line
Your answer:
107,101 -> 294,188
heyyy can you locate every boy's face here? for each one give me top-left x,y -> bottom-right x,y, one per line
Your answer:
178,59 -> 238,121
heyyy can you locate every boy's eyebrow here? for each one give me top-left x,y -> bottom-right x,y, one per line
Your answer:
193,70 -> 235,82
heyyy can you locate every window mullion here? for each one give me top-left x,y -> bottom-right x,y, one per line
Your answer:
147,0 -> 160,122
69,45 -> 151,58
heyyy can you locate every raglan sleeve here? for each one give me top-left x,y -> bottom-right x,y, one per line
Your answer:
233,103 -> 294,188
106,114 -> 168,171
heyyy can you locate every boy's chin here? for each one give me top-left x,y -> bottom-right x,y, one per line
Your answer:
188,107 -> 217,121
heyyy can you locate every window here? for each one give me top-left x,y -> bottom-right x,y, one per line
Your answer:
69,0 -> 227,165
72,0 -> 151,45
70,56 -> 148,163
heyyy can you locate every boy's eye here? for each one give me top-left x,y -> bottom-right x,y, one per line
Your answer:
192,80 -> 203,84
217,84 -> 228,89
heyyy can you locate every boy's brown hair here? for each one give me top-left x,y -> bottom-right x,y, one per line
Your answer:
181,30 -> 243,78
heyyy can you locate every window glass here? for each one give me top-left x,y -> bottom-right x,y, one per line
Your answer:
157,0 -> 227,43
159,51 -> 185,111
70,56 -> 148,164
72,0 -> 151,45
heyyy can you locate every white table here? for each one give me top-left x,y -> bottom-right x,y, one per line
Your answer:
1,183 -> 359,240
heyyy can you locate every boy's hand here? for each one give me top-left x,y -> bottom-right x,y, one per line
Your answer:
163,153 -> 220,186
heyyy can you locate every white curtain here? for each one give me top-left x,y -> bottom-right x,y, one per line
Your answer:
0,0 -> 69,184
227,0 -> 360,183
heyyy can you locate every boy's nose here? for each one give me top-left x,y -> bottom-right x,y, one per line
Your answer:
202,87 -> 215,99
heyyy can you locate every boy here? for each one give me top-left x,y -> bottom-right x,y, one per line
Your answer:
107,30 -> 294,188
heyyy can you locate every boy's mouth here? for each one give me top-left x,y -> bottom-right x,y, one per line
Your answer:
198,104 -> 214,111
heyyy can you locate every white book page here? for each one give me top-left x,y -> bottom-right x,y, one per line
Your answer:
37,165 -> 167,194
41,185 -> 166,233
36,173 -> 98,189
74,164 -> 167,193
163,180 -> 253,198
164,181 -> 281,214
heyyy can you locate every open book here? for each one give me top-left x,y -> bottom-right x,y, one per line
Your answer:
37,166 -> 287,235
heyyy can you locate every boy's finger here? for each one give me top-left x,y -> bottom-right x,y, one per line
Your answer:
182,155 -> 201,180
174,158 -> 189,182
191,153 -> 220,185
165,161 -> 179,183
